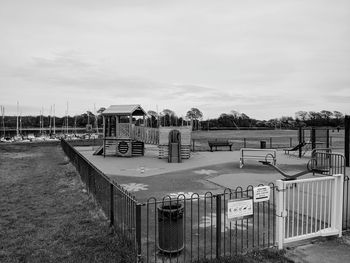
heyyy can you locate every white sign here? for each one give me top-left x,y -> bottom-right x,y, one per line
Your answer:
253,186 -> 270,202
227,199 -> 253,219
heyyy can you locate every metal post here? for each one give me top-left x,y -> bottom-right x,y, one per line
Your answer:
326,129 -> 330,149
290,137 -> 292,148
270,137 -> 272,149
311,128 -> 316,150
276,180 -> 285,249
110,183 -> 114,227
298,127 -> 303,158
136,204 -> 142,261
216,194 -> 222,259
335,174 -> 344,236
345,115 -> 349,167
244,138 -> 246,148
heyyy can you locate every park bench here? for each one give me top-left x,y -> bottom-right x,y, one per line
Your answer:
240,148 -> 277,168
208,140 -> 233,152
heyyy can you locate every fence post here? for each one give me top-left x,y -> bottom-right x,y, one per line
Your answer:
334,174 -> 344,236
244,138 -> 246,148
298,127 -> 303,158
290,137 -> 292,148
216,194 -> 222,259
110,183 -> 114,227
270,137 -> 272,148
136,204 -> 142,262
275,180 -> 284,249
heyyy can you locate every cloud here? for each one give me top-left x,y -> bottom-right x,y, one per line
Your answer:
0,0 -> 350,119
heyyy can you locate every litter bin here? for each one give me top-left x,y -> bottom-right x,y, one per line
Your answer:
158,203 -> 184,254
260,141 -> 266,149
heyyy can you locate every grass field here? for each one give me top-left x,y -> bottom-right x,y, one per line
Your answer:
4,141 -> 333,262
191,129 -> 345,151
0,143 -> 135,263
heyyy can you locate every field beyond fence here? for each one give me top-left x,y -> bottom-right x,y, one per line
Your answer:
191,129 -> 345,151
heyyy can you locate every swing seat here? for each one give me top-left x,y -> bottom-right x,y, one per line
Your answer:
259,160 -> 271,165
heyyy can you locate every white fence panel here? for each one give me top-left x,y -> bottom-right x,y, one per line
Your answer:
276,174 -> 343,249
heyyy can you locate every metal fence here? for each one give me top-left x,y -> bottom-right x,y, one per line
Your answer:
142,185 -> 276,262
191,135 -> 343,152
61,139 -> 140,261
61,139 -> 350,262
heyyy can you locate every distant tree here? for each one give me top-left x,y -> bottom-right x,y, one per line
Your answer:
333,111 -> 343,119
147,110 -> 158,128
161,109 -> 177,126
295,111 -> 308,121
147,110 -> 158,117
320,110 -> 333,120
230,110 -> 240,119
186,108 -> 203,121
186,108 -> 203,130
333,111 -> 344,127
97,107 -> 106,114
240,113 -> 250,120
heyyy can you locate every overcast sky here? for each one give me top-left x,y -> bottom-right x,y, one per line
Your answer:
0,0 -> 349,120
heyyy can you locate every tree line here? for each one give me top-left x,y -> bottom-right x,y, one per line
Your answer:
0,108 -> 345,130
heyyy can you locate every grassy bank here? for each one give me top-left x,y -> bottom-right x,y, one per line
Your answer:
0,144 -> 135,263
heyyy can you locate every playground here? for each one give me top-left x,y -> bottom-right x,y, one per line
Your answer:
69,107 -> 350,262
77,145 -> 314,200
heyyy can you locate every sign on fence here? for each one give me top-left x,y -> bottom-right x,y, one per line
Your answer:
227,198 -> 253,219
253,186 -> 270,202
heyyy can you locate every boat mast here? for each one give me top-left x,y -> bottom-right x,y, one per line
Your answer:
41,106 -> 44,135
66,101 -> 69,135
20,110 -> 22,136
53,104 -> 56,135
49,105 -> 52,136
16,101 -> 19,136
1,106 -> 5,137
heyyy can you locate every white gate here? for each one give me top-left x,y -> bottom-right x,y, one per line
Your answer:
276,174 -> 343,249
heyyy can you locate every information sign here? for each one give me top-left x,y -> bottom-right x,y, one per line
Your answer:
253,186 -> 270,202
227,198 -> 253,219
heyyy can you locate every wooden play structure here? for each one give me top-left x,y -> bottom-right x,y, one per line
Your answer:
94,104 -> 191,162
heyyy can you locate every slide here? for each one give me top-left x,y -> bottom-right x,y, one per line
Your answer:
93,145 -> 103,155
283,141 -> 306,154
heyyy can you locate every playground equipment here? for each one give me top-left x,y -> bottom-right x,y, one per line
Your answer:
284,127 -> 330,157
261,150 -> 345,180
158,126 -> 191,162
94,104 -> 191,162
239,148 -> 277,168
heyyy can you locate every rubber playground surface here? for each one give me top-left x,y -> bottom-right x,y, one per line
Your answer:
76,145 -> 313,201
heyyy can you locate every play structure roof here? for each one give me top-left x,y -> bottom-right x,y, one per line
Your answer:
102,104 -> 146,116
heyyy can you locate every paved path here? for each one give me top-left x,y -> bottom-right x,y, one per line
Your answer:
285,234 -> 350,263
76,146 -> 311,200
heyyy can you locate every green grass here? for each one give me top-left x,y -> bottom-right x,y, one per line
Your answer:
0,144 -> 135,263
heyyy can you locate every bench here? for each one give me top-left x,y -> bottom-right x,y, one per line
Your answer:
208,140 -> 233,152
240,148 -> 277,168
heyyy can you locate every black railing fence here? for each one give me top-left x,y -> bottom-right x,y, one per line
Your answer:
61,139 -> 140,260
191,135 -> 344,152
142,185 -> 276,263
61,139 -> 350,263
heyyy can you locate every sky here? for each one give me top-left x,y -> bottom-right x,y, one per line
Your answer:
0,0 -> 349,120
